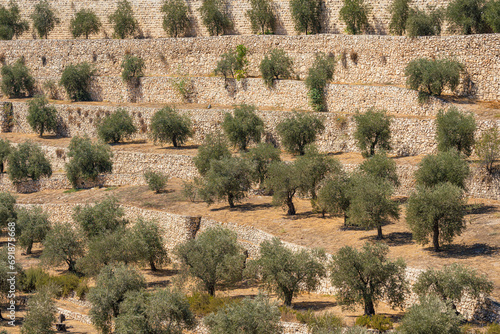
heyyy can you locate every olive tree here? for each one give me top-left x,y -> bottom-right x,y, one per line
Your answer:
405,58 -> 463,97
247,0 -> 276,34
8,141 -> 52,182
65,136 -> 113,188
30,0 -> 59,39
0,192 -> 16,227
150,106 -> 193,148
199,0 -> 232,36
121,55 -> 145,86
214,44 -> 249,80
265,161 -> 301,215
415,150 -> 470,189
446,0 -> 487,34
339,0 -> 369,34
317,172 -> 351,225
0,1 -> 29,40
41,222 -> 85,273
245,143 -> 281,187
193,132 -> 231,176
406,7 -> 443,37
353,108 -> 392,157
389,0 -> 410,35
59,62 -> 95,101
277,112 -> 325,155
249,238 -> 326,306
406,182 -> 466,252
359,152 -> 399,187
436,107 -> 476,156
70,8 -> 101,39
484,0 -> 500,32
289,0 -> 322,34
259,48 -> 294,88
21,287 -> 57,334
131,218 -> 169,271
222,104 -> 264,151
1,58 -> 35,98
97,108 -> 137,143
0,139 -> 11,174
0,247 -> 23,320
476,126 -> 500,173
17,206 -> 51,255
305,52 -> 336,112
161,0 -> 190,37
143,170 -> 169,193
175,227 -> 245,296
109,0 -> 138,39
330,242 -> 408,315
27,94 -> 58,137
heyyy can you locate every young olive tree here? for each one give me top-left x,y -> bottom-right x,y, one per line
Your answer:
65,136 -> 113,188
330,242 -> 408,315
59,62 -> 95,101
247,0 -> 276,34
406,182 -> 466,252
260,48 -> 294,88
214,45 -> 249,80
415,150 -> 470,189
389,0 -> 410,35
277,112 -> 325,156
121,54 -> 145,87
406,7 -> 443,37
175,227 -> 246,296
0,191 -> 16,227
161,0 -> 190,37
476,126 -> 500,173
17,206 -> 51,255
199,0 -> 232,36
30,0 -> 59,39
8,141 -> 52,183
193,132 -> 231,176
109,0 -> 138,39
143,170 -> 169,193
0,139 -> 11,174
27,94 -> 58,137
97,108 -> 137,143
353,108 -> 392,157
222,104 -> 264,151
21,287 -> 57,334
150,106 -> 193,148
436,107 -> 476,157
245,143 -> 281,187
305,53 -> 336,112
131,218 -> 169,271
359,152 -> 399,187
265,161 -> 301,215
70,8 -> 101,39
317,172 -> 351,225
1,58 -> 35,98
249,238 -> 326,306
41,222 -> 85,273
73,197 -> 127,239
339,0 -> 369,34
0,1 -> 29,40
289,0 -> 322,34
446,0 -> 487,34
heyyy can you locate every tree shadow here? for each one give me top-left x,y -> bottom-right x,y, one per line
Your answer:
427,243 -> 500,259
210,202 -> 273,213
160,144 -> 200,151
383,232 -> 414,246
292,301 -> 337,312
465,204 -> 497,215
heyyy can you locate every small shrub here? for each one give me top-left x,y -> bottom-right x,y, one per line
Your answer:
172,77 -> 194,101
297,311 -> 344,333
289,0 -> 322,34
150,106 -> 193,147
305,53 -> 336,112
60,62 -> 95,101
484,0 -> 500,33
477,127 -> 500,173
1,58 -> 35,98
355,315 -> 393,332
339,0 -> 369,34
247,0 -> 276,34
350,50 -> 358,63
27,94 -> 58,137
446,0 -> 488,34
8,141 -> 52,182
49,273 -> 80,298
214,44 -> 249,80
199,0 -> 232,36
109,0 -> 138,39
487,323 -> 500,334
97,108 -> 137,143
30,0 -> 59,39
222,104 -> 264,151
187,292 -> 238,316
0,1 -> 29,40
75,279 -> 89,300
161,0 -> 190,37
20,267 -> 50,292
405,58 -> 463,97
406,7 -> 443,37
260,48 -> 294,88
389,0 -> 410,35
121,54 -> 145,85
42,80 -> 58,99
70,8 -> 101,39
182,179 -> 199,201
144,170 -> 168,193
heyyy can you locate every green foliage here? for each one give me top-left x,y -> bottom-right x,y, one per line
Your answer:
0,0 -> 29,40
59,62 -> 95,101
296,311 -> 344,334
398,295 -> 462,334
121,55 -> 145,85
97,108 -> 137,143
199,157 -> 254,208
144,170 -> 169,193
73,196 -> 127,239
193,132 -> 231,176
347,173 -> 399,239
405,58 -> 463,97
27,94 -> 58,137
161,0 -> 190,37
406,182 -> 466,252
0,139 -> 11,174
260,48 -> 294,88
88,264 -> 146,334
249,238 -> 325,306
214,45 -> 249,80
247,0 -> 276,34
389,0 -> 410,35
487,323 -> 500,334
0,192 -> 15,228
131,217 -> 169,271
317,172 -> 351,224
245,143 -> 281,186
30,0 -> 59,39
446,0 -> 487,34
1,58 -> 35,98
329,242 -> 408,315
8,141 -> 52,182
277,112 -> 325,155
355,315 -> 393,332
109,0 -> 137,39
41,222 -> 85,273
199,0 -> 232,36
289,0 -> 322,34
20,267 -> 50,292
205,294 -> 282,334
484,0 -> 500,32
359,152 -> 399,187
406,7 -> 443,37
222,104 -> 264,151
339,0 -> 369,34
17,206 -> 51,255
65,136 -> 113,188
175,227 -> 245,296
305,53 -> 336,112
187,292 -> 238,316
150,106 -> 193,148
353,108 -> 392,157
21,287 -> 57,334
265,161 -> 301,215
70,8 -> 101,39
436,107 -> 476,157
48,273 -> 81,298
415,150 -> 470,189
413,263 -> 493,310
476,126 -> 500,173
